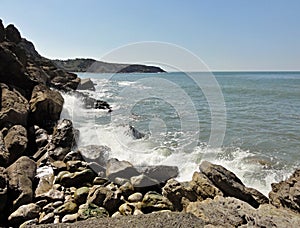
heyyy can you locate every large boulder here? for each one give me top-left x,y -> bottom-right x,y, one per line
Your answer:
29,84 -> 64,129
189,171 -> 223,200
4,125 -> 28,165
186,195 -> 300,227
269,169 -> 300,213
199,161 -> 268,208
130,174 -> 160,192
162,179 -> 198,211
0,45 -> 35,95
5,24 -> 21,44
79,145 -> 110,166
0,83 -> 29,128
106,158 -> 140,182
48,119 -> 77,160
136,165 -> 179,184
0,19 -> 4,42
6,156 -> 36,210
56,169 -> 96,187
87,185 -> 122,215
8,203 -> 40,227
76,78 -> 95,91
187,196 -> 252,226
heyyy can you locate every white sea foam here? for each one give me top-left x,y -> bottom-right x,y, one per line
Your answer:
60,76 -> 296,197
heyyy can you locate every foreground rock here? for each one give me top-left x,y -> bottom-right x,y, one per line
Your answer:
269,169 -> 300,213
200,161 -> 268,208
187,195 -> 300,227
6,156 -> 36,210
0,83 -> 30,128
29,84 -> 64,129
8,203 -> 40,226
27,212 -> 205,228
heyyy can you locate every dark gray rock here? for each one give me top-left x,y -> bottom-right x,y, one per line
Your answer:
137,165 -> 179,184
130,174 -> 160,192
5,24 -> 21,43
0,19 -> 4,42
76,78 -> 95,91
6,156 -> 36,210
200,161 -> 268,208
106,158 -> 140,182
129,125 -> 145,139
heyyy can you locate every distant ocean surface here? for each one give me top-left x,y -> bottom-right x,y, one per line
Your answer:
61,71 -> 300,195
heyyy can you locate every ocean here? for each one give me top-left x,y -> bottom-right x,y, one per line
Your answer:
61,71 -> 300,196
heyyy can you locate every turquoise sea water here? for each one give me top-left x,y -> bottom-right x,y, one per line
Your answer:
62,71 -> 300,195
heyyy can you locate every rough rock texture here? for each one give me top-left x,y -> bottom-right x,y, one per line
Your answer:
269,169 -> 300,213
200,161 -> 268,208
8,203 -> 40,226
4,125 -> 28,164
6,156 -> 36,210
29,84 -> 64,129
162,179 -> 198,211
187,196 -> 300,227
189,171 -> 223,200
141,191 -> 174,213
0,83 -> 29,128
29,212 -> 205,228
87,185 -> 122,215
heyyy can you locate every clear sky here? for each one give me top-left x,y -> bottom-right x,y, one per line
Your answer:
0,0 -> 299,71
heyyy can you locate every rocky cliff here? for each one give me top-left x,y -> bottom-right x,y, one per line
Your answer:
0,19 -> 299,228
53,58 -> 165,73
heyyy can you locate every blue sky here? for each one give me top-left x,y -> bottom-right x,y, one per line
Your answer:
0,0 -> 299,71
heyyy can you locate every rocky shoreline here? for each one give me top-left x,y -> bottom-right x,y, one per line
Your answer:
0,20 -> 299,227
